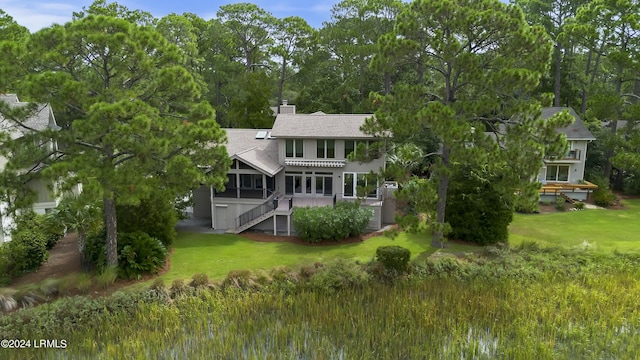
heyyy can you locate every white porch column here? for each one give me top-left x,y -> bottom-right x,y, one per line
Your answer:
210,186 -> 215,229
263,174 -> 267,199
273,214 -> 277,236
236,173 -> 240,198
287,214 -> 291,236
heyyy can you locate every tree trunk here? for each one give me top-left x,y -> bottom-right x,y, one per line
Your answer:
604,73 -> 624,183
277,59 -> 287,114
103,196 -> 118,267
384,71 -> 391,95
77,231 -> 90,271
432,144 -> 450,248
553,44 -> 562,107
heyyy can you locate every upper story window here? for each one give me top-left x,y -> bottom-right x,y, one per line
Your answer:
344,140 -> 376,159
285,139 -> 304,158
317,140 -> 335,159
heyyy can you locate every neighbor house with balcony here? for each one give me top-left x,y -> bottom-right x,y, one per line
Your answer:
538,107 -> 597,202
192,107 -> 394,235
0,94 -> 63,242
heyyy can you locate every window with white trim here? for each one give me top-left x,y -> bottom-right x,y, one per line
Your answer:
286,139 -> 304,158
344,140 -> 377,159
343,172 -> 378,198
317,140 -> 335,159
545,165 -> 569,182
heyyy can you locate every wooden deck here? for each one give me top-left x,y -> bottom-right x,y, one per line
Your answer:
539,181 -> 598,194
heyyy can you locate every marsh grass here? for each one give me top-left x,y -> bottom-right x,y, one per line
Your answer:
3,248 -> 640,359
95,267 -> 118,289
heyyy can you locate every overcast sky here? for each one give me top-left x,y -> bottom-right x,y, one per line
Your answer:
1,0 -> 338,32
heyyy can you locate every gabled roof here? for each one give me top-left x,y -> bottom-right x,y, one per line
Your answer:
224,129 -> 283,176
542,107 -> 595,140
0,94 -> 59,140
270,113 -> 374,139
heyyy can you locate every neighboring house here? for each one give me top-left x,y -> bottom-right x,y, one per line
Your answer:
192,106 -> 394,235
0,94 -> 62,242
538,107 -> 597,202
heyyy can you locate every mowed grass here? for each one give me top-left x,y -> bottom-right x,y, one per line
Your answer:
165,199 -> 640,282
509,198 -> 640,253
164,231 -> 478,282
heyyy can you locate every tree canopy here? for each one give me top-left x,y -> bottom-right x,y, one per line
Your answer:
2,13 -> 229,266
365,0 -> 570,245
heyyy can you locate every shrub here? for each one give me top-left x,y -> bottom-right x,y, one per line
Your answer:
590,175 -> 618,207
376,246 -> 411,273
307,258 -> 370,294
293,201 -> 373,242
0,213 -> 52,278
117,232 -> 168,279
190,273 -> 210,288
222,269 -> 261,290
554,196 -> 566,211
514,187 -> 540,214
446,166 -> 514,245
574,202 -> 585,210
85,229 -> 108,273
117,192 -> 178,248
170,279 -> 189,298
85,230 -> 168,279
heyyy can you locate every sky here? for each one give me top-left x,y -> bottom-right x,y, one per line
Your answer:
0,0 -> 338,32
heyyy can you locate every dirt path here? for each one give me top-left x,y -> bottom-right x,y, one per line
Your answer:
12,233 -> 82,287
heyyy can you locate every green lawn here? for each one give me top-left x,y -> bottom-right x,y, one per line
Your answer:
164,231 -> 478,282
509,198 -> 640,253
165,199 -> 640,282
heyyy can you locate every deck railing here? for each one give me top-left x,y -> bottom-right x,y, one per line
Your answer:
235,191 -> 276,228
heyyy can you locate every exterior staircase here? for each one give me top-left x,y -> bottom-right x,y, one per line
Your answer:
230,193 -> 279,234
559,191 -> 575,204
232,208 -> 276,234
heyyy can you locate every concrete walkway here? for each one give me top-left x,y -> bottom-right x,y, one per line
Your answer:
175,213 -> 226,234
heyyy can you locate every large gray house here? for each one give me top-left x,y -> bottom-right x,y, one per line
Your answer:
538,107 -> 597,201
192,107 -> 393,235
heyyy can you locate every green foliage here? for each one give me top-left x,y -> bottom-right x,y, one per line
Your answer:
85,230 -> 167,279
375,246 -> 411,273
190,273 -> 210,289
117,192 -> 178,248
10,12 -> 231,268
591,175 -> 618,207
555,196 -> 566,211
293,202 -> 373,242
95,267 -> 118,289
365,0 -> 560,244
307,258 -> 370,294
574,202 -> 585,210
514,186 -> 540,214
117,232 -> 168,279
445,166 -> 514,246
0,213 -> 50,279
